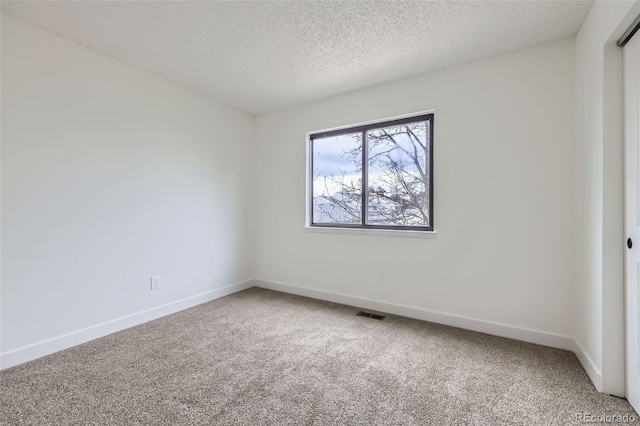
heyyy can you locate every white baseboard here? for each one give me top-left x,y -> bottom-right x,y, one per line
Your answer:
253,279 -> 576,351
4,278 -> 602,393
0,280 -> 253,370
573,338 -> 603,391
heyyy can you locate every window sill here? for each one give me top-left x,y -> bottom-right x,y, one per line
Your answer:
304,226 -> 437,239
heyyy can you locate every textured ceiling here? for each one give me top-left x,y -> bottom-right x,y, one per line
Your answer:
1,1 -> 593,115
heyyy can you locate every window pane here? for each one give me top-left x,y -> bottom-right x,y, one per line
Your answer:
312,133 -> 362,224
367,121 -> 430,227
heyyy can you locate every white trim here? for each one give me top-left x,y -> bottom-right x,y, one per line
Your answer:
574,338 -> 603,391
304,226 -> 437,239
0,280 -> 253,370
253,279 -> 575,351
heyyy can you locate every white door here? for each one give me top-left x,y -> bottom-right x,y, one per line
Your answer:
624,33 -> 640,414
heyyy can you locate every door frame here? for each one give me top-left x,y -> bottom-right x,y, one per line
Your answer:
607,1 -> 640,399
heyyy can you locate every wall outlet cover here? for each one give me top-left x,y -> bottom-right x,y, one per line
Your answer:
150,275 -> 161,290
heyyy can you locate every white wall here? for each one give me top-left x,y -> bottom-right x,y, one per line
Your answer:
0,14 -> 255,363
574,0 -> 640,396
5,3 -> 638,398
254,39 -> 576,342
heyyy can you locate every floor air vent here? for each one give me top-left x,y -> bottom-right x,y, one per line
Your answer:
356,311 -> 386,321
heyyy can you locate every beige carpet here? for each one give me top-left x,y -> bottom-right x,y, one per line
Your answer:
0,287 -> 637,425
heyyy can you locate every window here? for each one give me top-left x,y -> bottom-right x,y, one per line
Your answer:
309,113 -> 433,231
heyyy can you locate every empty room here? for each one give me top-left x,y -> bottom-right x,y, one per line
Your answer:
2,0 -> 640,424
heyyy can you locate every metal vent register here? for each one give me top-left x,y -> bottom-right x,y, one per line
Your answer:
356,311 -> 386,321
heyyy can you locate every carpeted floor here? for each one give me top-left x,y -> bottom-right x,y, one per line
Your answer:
0,287 -> 637,425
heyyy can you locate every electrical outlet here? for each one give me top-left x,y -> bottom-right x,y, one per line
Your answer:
150,275 -> 160,290
379,273 -> 387,285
